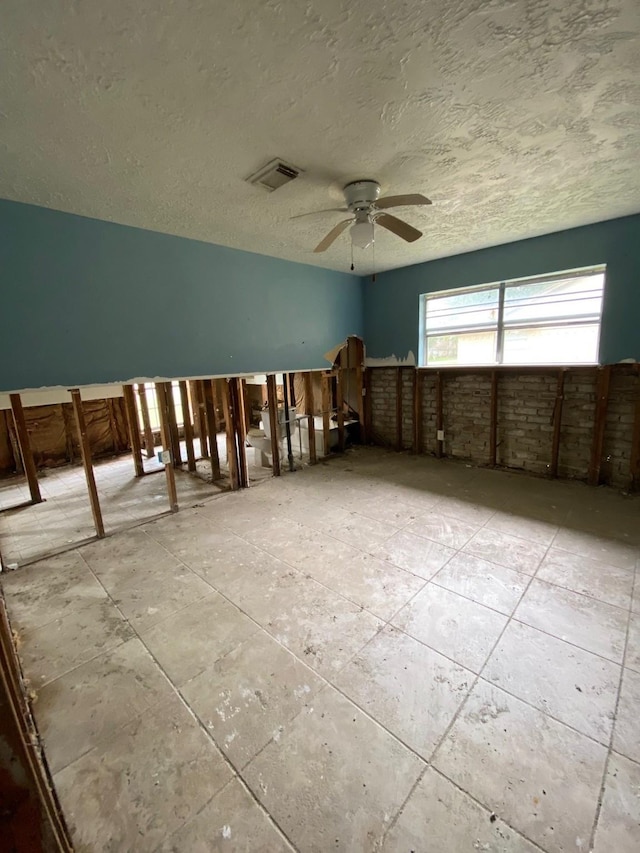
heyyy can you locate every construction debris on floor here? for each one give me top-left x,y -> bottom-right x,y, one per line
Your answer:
1,447 -> 639,852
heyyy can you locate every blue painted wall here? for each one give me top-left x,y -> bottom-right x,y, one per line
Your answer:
364,214 -> 640,365
0,200 -> 363,390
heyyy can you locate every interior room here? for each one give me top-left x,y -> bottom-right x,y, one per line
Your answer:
1,1 -> 639,851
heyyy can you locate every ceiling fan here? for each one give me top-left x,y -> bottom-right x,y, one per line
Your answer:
292,180 -> 432,253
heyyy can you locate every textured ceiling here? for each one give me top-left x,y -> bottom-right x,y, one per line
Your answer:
1,0 -> 640,274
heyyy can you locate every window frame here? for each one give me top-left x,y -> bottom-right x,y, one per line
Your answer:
419,265 -> 606,368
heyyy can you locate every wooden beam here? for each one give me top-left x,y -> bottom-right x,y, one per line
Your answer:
106,399 -> 120,453
9,394 -> 42,504
321,372 -> 331,456
218,379 -> 240,490
164,382 -> 182,468
192,380 -> 209,458
61,403 -> 76,465
70,389 -> 105,537
396,367 -> 403,452
588,365 -> 612,486
435,371 -> 444,458
335,372 -> 345,452
266,374 -> 281,476
122,385 -> 144,477
231,378 -> 249,488
303,372 -> 317,464
203,381 -> 221,480
137,384 -> 156,459
363,367 -> 372,444
242,378 -> 252,434
413,368 -> 422,454
489,370 -> 498,468
179,381 -> 196,472
550,369 -> 567,479
154,382 -> 179,512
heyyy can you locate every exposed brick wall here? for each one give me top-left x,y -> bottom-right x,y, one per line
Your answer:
367,365 -> 640,489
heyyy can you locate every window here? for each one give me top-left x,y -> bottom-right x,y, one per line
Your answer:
421,266 -> 605,366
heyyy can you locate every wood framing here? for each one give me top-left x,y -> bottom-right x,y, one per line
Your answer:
321,372 -> 331,456
335,372 -> 345,452
154,382 -> 179,512
363,367 -> 372,444
489,370 -> 498,468
303,372 -> 317,464
9,394 -> 42,504
122,384 -> 144,477
231,378 -> 249,488
0,597 -> 74,852
179,381 -> 196,472
435,370 -> 444,458
70,389 -> 105,538
137,383 -> 156,459
266,374 -> 281,476
203,380 -> 221,480
550,369 -> 567,478
192,380 -> 209,458
164,382 -> 182,468
395,367 -> 403,451
413,368 -> 421,454
588,365 -> 612,486
218,379 -> 240,490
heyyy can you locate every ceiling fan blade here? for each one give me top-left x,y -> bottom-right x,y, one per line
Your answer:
375,213 -> 422,243
376,193 -> 432,209
291,207 -> 348,220
313,219 -> 352,253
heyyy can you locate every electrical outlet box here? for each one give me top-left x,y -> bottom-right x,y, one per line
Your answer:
161,449 -> 171,464
437,429 -> 445,441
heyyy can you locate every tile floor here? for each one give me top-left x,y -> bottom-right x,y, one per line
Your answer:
1,446 -> 639,852
0,434 -> 278,567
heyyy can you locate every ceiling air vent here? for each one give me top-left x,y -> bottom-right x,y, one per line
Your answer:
247,159 -> 303,192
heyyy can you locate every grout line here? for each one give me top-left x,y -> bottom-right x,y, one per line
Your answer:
587,554 -> 638,852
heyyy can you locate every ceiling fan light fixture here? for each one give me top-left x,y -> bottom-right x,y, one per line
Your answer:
350,219 -> 374,249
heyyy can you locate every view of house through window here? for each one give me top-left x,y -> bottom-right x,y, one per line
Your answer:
421,266 -> 606,366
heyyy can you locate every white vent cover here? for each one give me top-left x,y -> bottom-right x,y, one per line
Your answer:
247,159 -> 302,191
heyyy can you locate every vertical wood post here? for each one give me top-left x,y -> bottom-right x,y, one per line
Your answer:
123,385 -> 144,477
435,371 -> 444,458
266,374 -> 281,476
203,381 -> 221,480
70,389 -> 105,537
218,379 -> 240,490
106,399 -> 120,453
164,382 -> 182,468
489,370 -> 498,468
413,368 -> 422,454
335,372 -> 345,452
321,373 -> 331,456
395,367 -> 403,452
363,367 -> 372,445
303,372 -> 317,464
154,382 -> 179,512
9,394 -> 42,504
179,381 -> 196,472
137,384 -> 156,459
193,380 -> 209,458
354,337 -> 366,443
231,378 -> 249,488
588,365 -> 612,486
550,369 -> 567,478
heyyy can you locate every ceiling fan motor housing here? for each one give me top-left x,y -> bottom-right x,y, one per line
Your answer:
344,180 -> 381,211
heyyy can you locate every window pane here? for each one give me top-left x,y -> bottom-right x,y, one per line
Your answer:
427,331 -> 497,365
503,324 -> 599,364
503,273 -> 604,327
426,287 -> 500,333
